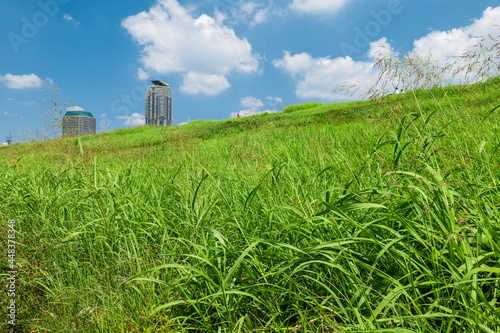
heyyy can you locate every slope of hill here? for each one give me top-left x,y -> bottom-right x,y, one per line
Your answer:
0,78 -> 499,332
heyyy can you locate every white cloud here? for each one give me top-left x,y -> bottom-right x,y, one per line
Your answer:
367,37 -> 393,60
213,9 -> 227,25
266,96 -> 283,105
231,2 -> 269,26
63,13 -> 79,24
3,112 -> 19,117
412,6 -> 500,69
0,74 -> 43,89
241,96 -> 264,109
291,0 -> 351,15
273,48 -> 379,100
116,113 -> 146,126
231,96 -> 279,118
252,8 -> 268,25
136,68 -> 150,80
66,106 -> 84,111
6,98 -> 13,101
273,6 -> 500,100
122,0 -> 259,95
181,72 -> 230,95
413,29 -> 471,71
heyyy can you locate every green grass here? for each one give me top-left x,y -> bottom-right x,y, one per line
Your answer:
283,101 -> 324,113
1,78 -> 500,332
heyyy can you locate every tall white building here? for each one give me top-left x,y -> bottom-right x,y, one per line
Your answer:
145,80 -> 173,126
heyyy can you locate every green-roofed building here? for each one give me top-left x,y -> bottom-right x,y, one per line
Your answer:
62,110 -> 96,137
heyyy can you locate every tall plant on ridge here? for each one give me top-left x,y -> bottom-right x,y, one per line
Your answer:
334,46 -> 445,100
446,29 -> 500,84
39,80 -> 75,140
334,28 -> 500,100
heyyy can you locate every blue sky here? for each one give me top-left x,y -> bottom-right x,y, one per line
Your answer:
1,0 -> 500,142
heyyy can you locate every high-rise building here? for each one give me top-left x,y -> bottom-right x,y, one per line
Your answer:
145,80 -> 172,126
62,111 -> 96,137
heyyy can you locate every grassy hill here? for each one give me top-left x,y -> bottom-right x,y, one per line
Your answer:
1,78 -> 500,332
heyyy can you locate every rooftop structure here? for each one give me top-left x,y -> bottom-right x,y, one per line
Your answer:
62,110 -> 96,137
145,80 -> 173,126
151,80 -> 169,87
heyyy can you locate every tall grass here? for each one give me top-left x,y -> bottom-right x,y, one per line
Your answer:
283,102 -> 323,113
1,78 -> 500,332
335,31 -> 500,101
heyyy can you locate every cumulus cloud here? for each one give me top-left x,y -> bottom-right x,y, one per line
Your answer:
367,37 -> 394,60
231,96 -> 280,118
291,0 -> 351,15
181,72 -> 230,95
273,6 -> 500,100
412,6 -> 500,69
237,96 -> 264,116
122,0 -> 259,95
241,96 -> 264,109
0,74 -> 43,89
136,68 -> 150,80
116,113 -> 146,126
66,106 -> 84,111
252,8 -> 268,25
273,45 -> 380,100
